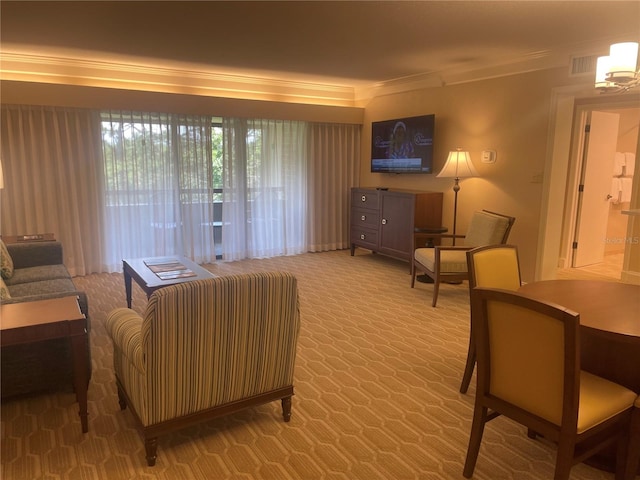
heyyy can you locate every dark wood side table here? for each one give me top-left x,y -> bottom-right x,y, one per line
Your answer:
1,296 -> 89,433
123,256 -> 215,308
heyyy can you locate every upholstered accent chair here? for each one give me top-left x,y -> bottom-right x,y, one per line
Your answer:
105,271 -> 301,466
411,210 -> 515,307
460,244 -> 521,394
463,287 -> 637,480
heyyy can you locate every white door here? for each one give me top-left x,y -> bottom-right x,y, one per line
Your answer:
572,111 -> 620,267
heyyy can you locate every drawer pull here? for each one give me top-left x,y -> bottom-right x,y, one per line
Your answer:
360,234 -> 366,240
361,215 -> 366,221
381,218 -> 387,225
361,195 -> 367,202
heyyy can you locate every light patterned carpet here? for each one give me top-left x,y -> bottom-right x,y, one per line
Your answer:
1,250 -> 617,479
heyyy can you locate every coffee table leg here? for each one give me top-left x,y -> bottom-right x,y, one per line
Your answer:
123,263 -> 133,309
70,331 -> 89,433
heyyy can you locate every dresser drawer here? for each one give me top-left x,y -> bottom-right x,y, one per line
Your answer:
351,189 -> 379,210
351,207 -> 379,229
350,226 -> 378,250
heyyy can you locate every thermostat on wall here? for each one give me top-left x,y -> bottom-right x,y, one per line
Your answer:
481,150 -> 497,163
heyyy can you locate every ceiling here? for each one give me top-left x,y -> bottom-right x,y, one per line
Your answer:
2,1 -> 640,104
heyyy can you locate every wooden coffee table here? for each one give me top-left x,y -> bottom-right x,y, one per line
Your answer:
122,256 -> 215,308
1,296 -> 89,433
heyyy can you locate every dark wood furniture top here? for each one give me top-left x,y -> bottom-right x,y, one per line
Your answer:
1,233 -> 56,244
519,280 -> 640,340
122,256 -> 215,308
1,296 -> 89,433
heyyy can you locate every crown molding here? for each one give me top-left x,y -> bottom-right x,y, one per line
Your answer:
0,45 -> 599,107
0,51 -> 359,107
353,49 -> 576,103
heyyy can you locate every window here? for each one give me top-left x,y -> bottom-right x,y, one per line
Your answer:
101,111 -> 218,265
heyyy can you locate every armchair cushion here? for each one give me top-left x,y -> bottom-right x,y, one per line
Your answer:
464,211 -> 512,246
5,241 -> 63,269
414,247 -> 469,273
4,264 -> 72,286
4,278 -> 80,299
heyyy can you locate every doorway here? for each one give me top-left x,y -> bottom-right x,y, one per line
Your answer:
559,98 -> 639,280
536,88 -> 640,283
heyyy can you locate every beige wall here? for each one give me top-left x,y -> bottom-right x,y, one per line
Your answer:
358,68 -> 580,282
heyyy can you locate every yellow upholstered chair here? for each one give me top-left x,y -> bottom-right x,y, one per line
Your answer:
105,271 -> 300,466
460,245 -> 521,393
463,287 -> 637,480
624,396 -> 640,479
411,210 -> 515,307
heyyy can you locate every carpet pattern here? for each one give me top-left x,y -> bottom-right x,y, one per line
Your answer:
1,250 -> 615,479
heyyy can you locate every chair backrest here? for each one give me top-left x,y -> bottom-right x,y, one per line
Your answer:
471,287 -> 580,428
463,210 -> 515,247
140,271 -> 300,424
467,245 -> 521,292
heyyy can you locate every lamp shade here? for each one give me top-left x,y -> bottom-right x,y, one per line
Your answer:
437,150 -> 478,178
607,42 -> 638,82
595,55 -> 614,89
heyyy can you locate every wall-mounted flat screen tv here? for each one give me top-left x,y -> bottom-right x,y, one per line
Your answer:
371,114 -> 435,173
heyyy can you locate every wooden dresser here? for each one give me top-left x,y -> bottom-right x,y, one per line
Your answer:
350,188 -> 443,264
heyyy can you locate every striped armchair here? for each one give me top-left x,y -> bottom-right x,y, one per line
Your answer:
105,271 -> 300,466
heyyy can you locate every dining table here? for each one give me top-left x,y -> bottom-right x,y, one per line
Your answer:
518,279 -> 640,474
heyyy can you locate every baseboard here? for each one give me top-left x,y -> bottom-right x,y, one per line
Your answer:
621,269 -> 640,285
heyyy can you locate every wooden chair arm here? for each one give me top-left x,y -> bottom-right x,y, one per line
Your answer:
434,245 -> 474,252
413,231 -> 466,250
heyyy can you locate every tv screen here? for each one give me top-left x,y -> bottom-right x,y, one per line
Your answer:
371,114 -> 435,173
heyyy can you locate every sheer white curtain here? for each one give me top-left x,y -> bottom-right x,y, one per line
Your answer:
0,105 -> 105,276
1,105 -> 360,272
307,123 -> 361,251
222,118 -> 307,260
101,111 -> 216,270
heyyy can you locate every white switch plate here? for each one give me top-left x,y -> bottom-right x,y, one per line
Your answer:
481,150 -> 496,163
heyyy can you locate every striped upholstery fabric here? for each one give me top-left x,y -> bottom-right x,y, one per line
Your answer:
463,211 -> 511,247
106,271 -> 300,427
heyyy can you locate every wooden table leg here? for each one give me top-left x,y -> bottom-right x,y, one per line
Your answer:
123,262 -> 133,309
70,330 -> 89,433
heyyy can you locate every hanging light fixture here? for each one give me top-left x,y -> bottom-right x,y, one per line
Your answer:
595,42 -> 639,93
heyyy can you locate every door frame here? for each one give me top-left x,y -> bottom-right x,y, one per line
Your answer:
537,86 -> 640,281
568,109 -> 621,268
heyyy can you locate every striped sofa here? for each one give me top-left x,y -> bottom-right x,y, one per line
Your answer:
105,271 -> 301,466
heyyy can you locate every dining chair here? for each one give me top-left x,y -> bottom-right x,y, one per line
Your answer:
624,396 -> 640,479
411,210 -> 515,307
460,244 -> 521,394
463,287 -> 637,480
